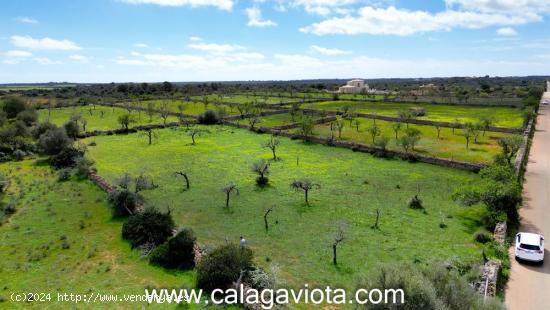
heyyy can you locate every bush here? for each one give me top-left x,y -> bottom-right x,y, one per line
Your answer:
57,168 -> 72,181
39,128 -> 72,155
149,228 -> 196,269
256,176 -> 269,186
49,147 -> 84,169
74,157 -> 94,178
2,96 -> 26,119
16,109 -> 38,126
474,230 -> 493,244
246,267 -> 275,290
408,195 -> 424,209
12,149 -> 26,161
409,106 -> 426,116
64,120 -> 80,139
122,207 -> 175,248
32,122 -> 57,139
108,189 -> 138,217
196,243 -> 254,292
198,110 -> 220,125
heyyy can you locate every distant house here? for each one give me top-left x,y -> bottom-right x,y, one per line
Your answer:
338,79 -> 369,94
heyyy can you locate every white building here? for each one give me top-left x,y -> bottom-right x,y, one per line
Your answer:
338,79 -> 369,94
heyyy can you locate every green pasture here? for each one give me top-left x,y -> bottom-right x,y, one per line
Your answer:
0,160 -> 192,309
37,106 -> 179,132
84,126 -> 484,289
301,100 -> 524,128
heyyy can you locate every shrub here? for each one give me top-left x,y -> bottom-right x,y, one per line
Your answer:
198,110 -> 219,125
149,228 -> 196,269
122,207 -> 175,248
32,122 -> 57,139
0,173 -> 8,193
408,195 -> 424,209
39,128 -> 72,155
64,120 -> 80,139
196,243 -> 253,292
12,149 -> 26,161
49,147 -> 84,169
74,157 -> 95,178
108,189 -> 138,217
246,267 -> 275,290
16,109 -> 38,126
57,168 -> 72,182
474,230 -> 493,244
409,106 -> 426,117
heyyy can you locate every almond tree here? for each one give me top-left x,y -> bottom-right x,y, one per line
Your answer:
188,128 -> 209,145
222,183 -> 239,208
174,170 -> 190,190
332,220 -> 347,265
263,136 -> 281,160
290,179 -> 320,206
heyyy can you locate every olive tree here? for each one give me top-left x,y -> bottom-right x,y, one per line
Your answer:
222,183 -> 239,208
290,179 -> 320,206
174,170 -> 190,190
332,220 -> 347,265
498,135 -> 523,164
263,136 -> 280,160
251,159 -> 270,186
139,128 -> 157,145
118,113 -> 136,131
367,123 -> 381,144
188,128 -> 209,145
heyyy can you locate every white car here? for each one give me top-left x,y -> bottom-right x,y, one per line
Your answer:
515,232 -> 545,263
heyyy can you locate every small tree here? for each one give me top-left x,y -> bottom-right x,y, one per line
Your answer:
334,116 -> 345,139
39,128 -> 72,155
121,207 -> 175,248
353,119 -> 360,132
399,128 -> 422,152
298,115 -> 314,137
196,244 -> 253,292
391,122 -> 402,139
64,120 -> 80,139
397,110 -> 413,128
332,220 -> 347,265
188,128 -> 209,145
174,170 -> 190,190
118,113 -> 136,131
146,102 -> 155,122
222,183 -> 239,208
159,101 -> 170,125
290,179 -> 320,206
251,159 -> 270,186
434,125 -> 442,139
367,123 -> 381,144
374,136 -> 390,150
462,122 -> 475,149
479,116 -> 494,136
247,114 -> 261,130
149,228 -> 196,269
108,189 -> 139,217
139,128 -> 157,145
263,136 -> 280,160
371,208 -> 381,230
498,135 -> 523,164
264,206 -> 274,232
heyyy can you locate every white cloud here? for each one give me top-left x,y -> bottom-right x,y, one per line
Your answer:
11,35 -> 81,50
300,6 -> 540,36
2,50 -> 33,64
69,54 -> 90,63
134,43 -> 148,48
119,0 -> 233,11
15,17 -> 39,24
33,57 -> 62,65
310,45 -> 350,55
445,0 -> 550,14
188,42 -> 245,53
189,36 -> 203,41
286,0 -> 362,16
246,7 -> 277,27
497,27 -> 518,36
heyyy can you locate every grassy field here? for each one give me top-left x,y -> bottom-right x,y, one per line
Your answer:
137,99 -> 242,116
251,92 -> 395,101
301,100 -> 524,128
285,118 -> 510,164
84,126 -> 485,289
0,160 -> 193,309
190,94 -> 303,105
234,112 -> 319,128
38,106 -> 179,132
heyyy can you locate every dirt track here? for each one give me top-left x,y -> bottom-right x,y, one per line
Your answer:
505,82 -> 550,310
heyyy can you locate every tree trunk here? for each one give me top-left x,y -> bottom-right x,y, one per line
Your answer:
272,148 -> 277,160
226,193 -> 230,208
184,175 -> 189,189
332,244 -> 337,265
304,190 -> 309,205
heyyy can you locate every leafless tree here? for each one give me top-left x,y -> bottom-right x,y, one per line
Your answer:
222,182 -> 239,208
263,136 -> 281,160
174,170 -> 190,190
264,206 -> 274,232
290,179 -> 320,206
332,220 -> 347,265
139,128 -> 157,145
188,128 -> 209,145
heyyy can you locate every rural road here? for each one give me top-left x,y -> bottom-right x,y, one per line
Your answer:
505,82 -> 550,310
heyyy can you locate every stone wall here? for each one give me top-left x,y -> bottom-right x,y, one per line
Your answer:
514,118 -> 535,175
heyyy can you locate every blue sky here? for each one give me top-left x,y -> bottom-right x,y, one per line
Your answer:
1,0 -> 549,83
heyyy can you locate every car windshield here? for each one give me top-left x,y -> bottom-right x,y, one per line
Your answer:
520,243 -> 540,251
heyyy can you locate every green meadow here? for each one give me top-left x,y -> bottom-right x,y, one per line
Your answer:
37,106 -> 179,132
301,100 -> 524,128
84,126 -> 485,289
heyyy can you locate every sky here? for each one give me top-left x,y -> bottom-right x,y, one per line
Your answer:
1,0 -> 550,83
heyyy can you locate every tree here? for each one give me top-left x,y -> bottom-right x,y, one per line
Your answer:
222,182 -> 239,208
196,244 -> 253,292
371,208 -> 381,230
16,109 -> 38,126
251,159 -> 270,186
264,206 -> 274,232
391,122 -> 402,139
479,116 -> 494,136
139,128 -> 157,145
64,120 -> 80,139
462,122 -> 476,149
498,135 -> 523,164
290,179 -> 320,206
397,110 -> 413,128
247,114 -> 261,130
263,136 -> 280,160
2,96 -> 26,119
159,101 -> 170,125
332,220 -> 346,265
121,207 -> 175,248
434,125 -> 442,139
108,189 -> 138,217
146,102 -> 155,122
149,228 -> 196,269
298,115 -> 314,137
367,123 -> 381,144
197,110 -> 219,124
188,128 -> 209,145
353,119 -> 360,132
39,128 -> 72,155
452,118 -> 460,135
334,116 -> 345,139
399,128 -> 422,152
374,136 -> 390,150
118,113 -> 136,131
174,170 -> 190,190
81,119 -> 88,132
